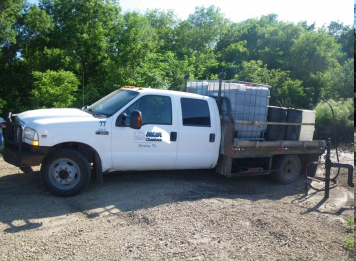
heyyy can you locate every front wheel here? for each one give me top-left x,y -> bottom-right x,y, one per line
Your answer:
41,149 -> 91,197
270,155 -> 301,184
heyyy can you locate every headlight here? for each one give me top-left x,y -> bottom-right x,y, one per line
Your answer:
23,127 -> 39,146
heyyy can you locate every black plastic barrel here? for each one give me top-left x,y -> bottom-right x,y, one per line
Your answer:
285,109 -> 303,140
265,106 -> 287,141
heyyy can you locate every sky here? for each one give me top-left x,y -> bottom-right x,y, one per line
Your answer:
27,0 -> 354,28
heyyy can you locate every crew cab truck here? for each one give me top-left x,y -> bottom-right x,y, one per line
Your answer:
3,84 -> 325,196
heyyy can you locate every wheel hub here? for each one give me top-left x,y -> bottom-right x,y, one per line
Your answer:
284,161 -> 295,176
50,159 -> 80,188
58,169 -> 69,180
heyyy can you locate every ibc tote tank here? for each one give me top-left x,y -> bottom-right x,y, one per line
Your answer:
186,80 -> 270,140
186,81 -> 209,95
207,81 -> 270,140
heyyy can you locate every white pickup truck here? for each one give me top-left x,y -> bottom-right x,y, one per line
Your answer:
3,84 -> 325,196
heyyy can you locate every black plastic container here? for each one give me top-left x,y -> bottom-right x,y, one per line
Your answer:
285,109 -> 303,140
265,106 -> 287,141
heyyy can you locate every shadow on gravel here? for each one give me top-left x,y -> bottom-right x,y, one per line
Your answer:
0,169 -> 317,233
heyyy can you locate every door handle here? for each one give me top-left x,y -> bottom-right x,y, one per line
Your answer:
209,133 -> 215,142
170,132 -> 177,141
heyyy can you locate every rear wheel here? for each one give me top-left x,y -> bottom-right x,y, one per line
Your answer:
270,155 -> 301,184
41,149 -> 91,196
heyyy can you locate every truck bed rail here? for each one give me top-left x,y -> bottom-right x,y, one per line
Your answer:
232,140 -> 325,158
235,120 -> 315,126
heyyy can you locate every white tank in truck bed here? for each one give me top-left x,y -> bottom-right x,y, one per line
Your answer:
187,80 -> 271,140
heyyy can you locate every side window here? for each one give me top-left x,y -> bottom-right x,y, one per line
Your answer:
123,95 -> 172,125
181,98 -> 211,127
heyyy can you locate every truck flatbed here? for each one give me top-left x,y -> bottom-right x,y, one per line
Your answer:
232,140 -> 325,158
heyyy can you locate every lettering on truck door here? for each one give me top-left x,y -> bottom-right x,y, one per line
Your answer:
111,95 -> 178,171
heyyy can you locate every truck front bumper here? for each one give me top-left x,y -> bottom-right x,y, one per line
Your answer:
3,143 -> 48,167
3,116 -> 49,167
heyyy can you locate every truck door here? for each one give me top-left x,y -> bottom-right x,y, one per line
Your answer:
110,95 -> 178,170
175,97 -> 217,169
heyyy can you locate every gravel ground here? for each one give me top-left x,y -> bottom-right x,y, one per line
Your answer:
0,145 -> 354,261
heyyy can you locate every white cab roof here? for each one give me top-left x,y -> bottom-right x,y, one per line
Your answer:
121,87 -> 210,99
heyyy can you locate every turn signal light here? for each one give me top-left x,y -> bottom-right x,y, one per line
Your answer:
138,113 -> 142,126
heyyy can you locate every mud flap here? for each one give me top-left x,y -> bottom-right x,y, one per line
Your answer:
216,154 -> 233,177
94,152 -> 104,183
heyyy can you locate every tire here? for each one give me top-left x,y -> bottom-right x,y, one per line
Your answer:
20,166 -> 33,173
41,149 -> 91,197
270,155 -> 301,184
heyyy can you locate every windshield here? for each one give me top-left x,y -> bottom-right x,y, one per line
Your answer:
89,89 -> 139,117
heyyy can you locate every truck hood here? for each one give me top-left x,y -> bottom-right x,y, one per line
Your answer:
16,108 -> 94,126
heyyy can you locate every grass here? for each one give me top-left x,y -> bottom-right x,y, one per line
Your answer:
343,216 -> 354,252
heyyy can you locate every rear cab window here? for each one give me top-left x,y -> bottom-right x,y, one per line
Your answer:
180,98 -> 211,127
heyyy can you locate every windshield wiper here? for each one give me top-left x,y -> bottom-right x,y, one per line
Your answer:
82,105 -> 106,118
82,106 -> 96,115
88,108 -> 98,116
88,108 -> 106,118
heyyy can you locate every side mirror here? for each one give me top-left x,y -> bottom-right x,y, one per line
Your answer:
115,113 -> 128,127
130,110 -> 142,129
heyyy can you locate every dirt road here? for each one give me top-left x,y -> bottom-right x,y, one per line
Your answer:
0,145 -> 354,260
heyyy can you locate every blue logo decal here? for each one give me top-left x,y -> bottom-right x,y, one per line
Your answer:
145,132 -> 162,141
146,132 -> 162,138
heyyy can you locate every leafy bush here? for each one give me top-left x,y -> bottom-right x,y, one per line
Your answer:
314,98 -> 354,142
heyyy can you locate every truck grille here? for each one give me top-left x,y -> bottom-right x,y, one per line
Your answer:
4,115 -> 23,146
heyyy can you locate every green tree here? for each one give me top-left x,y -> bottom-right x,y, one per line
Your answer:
287,29 -> 344,79
216,15 -> 280,64
184,6 -> 227,51
173,6 -> 226,79
104,11 -> 157,89
236,60 -> 311,108
0,0 -> 24,45
31,70 -> 79,108
19,4 -> 54,72
0,3 -> 353,117
313,58 -> 354,100
8,0 -> 122,108
0,60 -> 34,115
0,0 -> 26,116
38,0 -> 121,89
217,40 -> 248,66
328,21 -> 354,58
146,9 -> 178,52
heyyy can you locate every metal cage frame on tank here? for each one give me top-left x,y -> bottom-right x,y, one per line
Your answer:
186,80 -> 271,141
